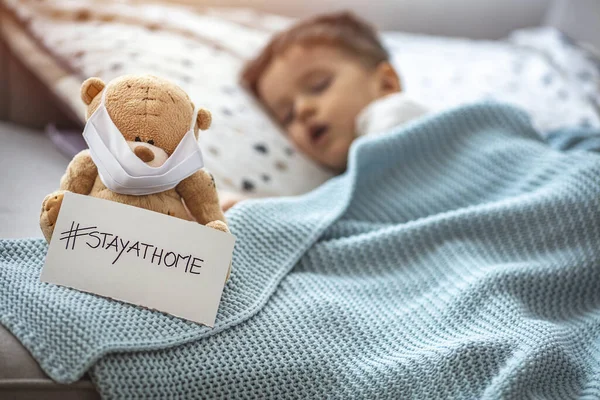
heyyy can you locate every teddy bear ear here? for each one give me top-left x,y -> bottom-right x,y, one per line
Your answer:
196,108 -> 212,130
80,77 -> 106,105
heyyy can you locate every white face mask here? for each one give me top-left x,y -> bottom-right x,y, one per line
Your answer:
82,87 -> 204,196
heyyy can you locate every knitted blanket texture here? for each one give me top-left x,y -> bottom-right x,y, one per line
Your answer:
1,103 -> 600,399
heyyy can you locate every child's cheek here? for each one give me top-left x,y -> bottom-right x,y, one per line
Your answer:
289,128 -> 310,153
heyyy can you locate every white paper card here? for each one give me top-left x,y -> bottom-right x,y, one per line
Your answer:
41,192 -> 235,327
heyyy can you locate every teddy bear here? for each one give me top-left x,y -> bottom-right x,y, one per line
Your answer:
39,74 -> 229,244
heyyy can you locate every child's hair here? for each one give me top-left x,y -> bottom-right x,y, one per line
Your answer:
241,11 -> 390,99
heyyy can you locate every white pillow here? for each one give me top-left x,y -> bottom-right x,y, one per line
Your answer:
383,28 -> 600,134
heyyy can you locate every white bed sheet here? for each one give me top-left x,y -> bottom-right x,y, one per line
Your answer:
0,122 -> 69,238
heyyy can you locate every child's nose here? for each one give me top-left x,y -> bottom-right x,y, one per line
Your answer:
295,97 -> 317,123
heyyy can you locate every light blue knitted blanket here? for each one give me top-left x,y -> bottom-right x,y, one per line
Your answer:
2,104 -> 600,399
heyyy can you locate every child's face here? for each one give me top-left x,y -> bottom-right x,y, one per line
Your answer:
258,45 -> 394,172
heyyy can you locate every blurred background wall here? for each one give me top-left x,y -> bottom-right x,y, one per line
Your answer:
545,0 -> 600,51
168,0 -> 553,39
164,0 -> 599,49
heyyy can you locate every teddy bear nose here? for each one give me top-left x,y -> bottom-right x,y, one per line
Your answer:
134,146 -> 155,163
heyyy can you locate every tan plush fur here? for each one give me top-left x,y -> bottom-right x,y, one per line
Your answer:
40,74 -> 228,245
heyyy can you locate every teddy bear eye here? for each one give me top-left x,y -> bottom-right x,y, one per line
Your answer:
147,140 -> 154,145
135,137 -> 141,142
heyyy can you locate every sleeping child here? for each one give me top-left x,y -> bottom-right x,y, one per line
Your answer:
220,11 -> 428,211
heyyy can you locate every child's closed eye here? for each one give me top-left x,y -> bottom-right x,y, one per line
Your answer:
309,76 -> 332,94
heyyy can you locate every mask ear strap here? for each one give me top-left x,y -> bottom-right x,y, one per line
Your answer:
190,105 -> 199,131
100,84 -> 109,105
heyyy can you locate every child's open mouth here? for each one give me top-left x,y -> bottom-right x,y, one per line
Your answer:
309,124 -> 329,144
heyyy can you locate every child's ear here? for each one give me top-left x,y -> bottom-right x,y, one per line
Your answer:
80,77 -> 106,105
374,62 -> 401,96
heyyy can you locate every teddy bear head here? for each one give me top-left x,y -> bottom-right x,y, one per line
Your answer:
80,74 -> 211,166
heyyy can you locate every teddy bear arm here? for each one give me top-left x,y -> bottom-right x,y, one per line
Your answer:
177,170 -> 226,225
59,150 -> 98,195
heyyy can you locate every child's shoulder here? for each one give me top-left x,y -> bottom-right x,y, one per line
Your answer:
356,93 -> 429,137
